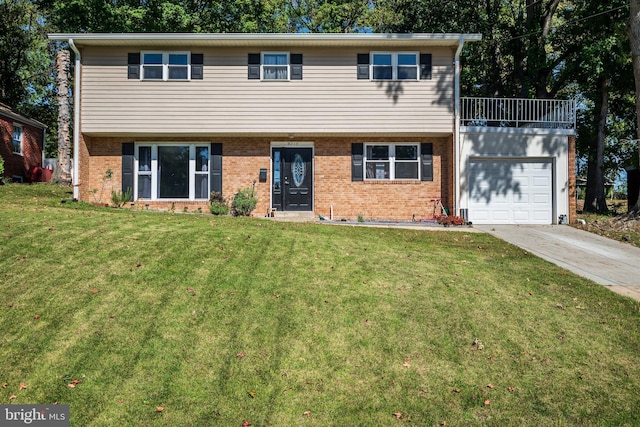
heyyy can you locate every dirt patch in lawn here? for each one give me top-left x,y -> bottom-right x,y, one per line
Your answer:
574,200 -> 640,247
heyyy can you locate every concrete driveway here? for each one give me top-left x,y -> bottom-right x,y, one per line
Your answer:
475,224 -> 640,302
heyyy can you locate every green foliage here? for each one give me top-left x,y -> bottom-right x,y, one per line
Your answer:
0,156 -> 4,177
110,188 -> 132,208
231,187 -> 257,216
209,191 -> 229,216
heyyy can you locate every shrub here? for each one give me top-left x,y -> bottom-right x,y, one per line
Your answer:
0,156 -> 4,177
232,187 -> 258,216
209,191 -> 229,216
111,188 -> 132,207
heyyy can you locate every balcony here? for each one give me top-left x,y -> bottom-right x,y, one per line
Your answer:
461,97 -> 576,130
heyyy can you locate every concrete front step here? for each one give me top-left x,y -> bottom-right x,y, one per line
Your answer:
270,210 -> 316,221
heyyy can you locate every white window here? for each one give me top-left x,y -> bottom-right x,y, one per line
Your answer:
141,52 -> 190,81
135,144 -> 209,200
12,124 -> 23,155
371,52 -> 419,81
262,52 -> 289,80
365,144 -> 419,180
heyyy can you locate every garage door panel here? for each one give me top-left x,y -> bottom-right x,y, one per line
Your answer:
469,159 -> 552,225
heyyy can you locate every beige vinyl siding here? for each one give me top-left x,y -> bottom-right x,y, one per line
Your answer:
80,46 -> 454,135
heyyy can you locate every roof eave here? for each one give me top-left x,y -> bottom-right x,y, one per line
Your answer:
48,32 -> 482,48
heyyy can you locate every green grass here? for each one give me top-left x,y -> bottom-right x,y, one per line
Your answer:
2,183 -> 640,426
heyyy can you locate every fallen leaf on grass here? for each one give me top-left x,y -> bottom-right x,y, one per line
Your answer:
487,384 -> 495,389
247,390 -> 256,398
19,383 -> 27,390
402,358 -> 411,368
9,395 -> 16,400
156,406 -> 164,413
236,352 -> 245,358
452,388 -> 461,393
303,410 -> 311,416
242,421 -> 251,427
67,383 -> 75,389
508,386 -> 515,392
136,262 -> 142,268
440,421 -> 447,426
393,412 -> 403,419
33,314 -> 41,319
484,399 -> 490,406
91,289 -> 99,294
1,383 -> 7,388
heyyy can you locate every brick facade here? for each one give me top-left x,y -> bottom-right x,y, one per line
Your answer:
0,109 -> 45,181
568,134 -> 577,224
82,135 -> 453,220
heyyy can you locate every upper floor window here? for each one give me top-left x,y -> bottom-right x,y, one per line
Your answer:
248,52 -> 303,81
12,124 -> 23,155
141,52 -> 190,81
262,52 -> 289,80
365,144 -> 419,180
371,52 -> 419,81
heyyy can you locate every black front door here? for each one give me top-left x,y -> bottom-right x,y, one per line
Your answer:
272,147 -> 313,211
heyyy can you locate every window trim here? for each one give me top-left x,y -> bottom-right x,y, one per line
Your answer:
370,52 -> 419,81
134,143 -> 210,201
140,51 -> 191,81
12,123 -> 23,155
261,51 -> 290,81
364,143 -> 420,181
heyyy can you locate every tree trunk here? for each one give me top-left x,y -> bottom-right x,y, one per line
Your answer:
630,0 -> 640,214
53,49 -> 72,184
583,77 -> 609,213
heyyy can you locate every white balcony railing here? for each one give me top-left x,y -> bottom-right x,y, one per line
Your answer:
461,97 -> 576,130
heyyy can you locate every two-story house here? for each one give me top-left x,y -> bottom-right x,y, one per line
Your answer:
47,33 -> 576,224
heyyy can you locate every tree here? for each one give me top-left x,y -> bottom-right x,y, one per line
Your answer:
0,1 -> 54,116
630,0 -> 640,214
52,49 -> 71,184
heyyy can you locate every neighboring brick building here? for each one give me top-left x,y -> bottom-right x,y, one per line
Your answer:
0,103 -> 47,182
47,33 -> 576,224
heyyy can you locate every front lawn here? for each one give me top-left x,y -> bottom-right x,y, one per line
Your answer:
1,184 -> 639,425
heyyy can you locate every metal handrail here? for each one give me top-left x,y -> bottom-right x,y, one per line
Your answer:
460,97 -> 576,130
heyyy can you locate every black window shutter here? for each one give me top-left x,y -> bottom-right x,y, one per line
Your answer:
211,143 -> 223,193
191,53 -> 203,80
352,143 -> 364,181
357,53 -> 370,80
248,53 -> 260,80
420,54 -> 432,80
421,143 -> 433,181
127,53 -> 140,79
122,142 -> 135,194
290,53 -> 303,80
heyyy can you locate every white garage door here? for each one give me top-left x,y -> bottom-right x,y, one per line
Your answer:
468,158 -> 553,225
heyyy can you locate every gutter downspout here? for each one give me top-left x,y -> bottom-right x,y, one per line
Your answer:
68,39 -> 81,200
453,37 -> 464,217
